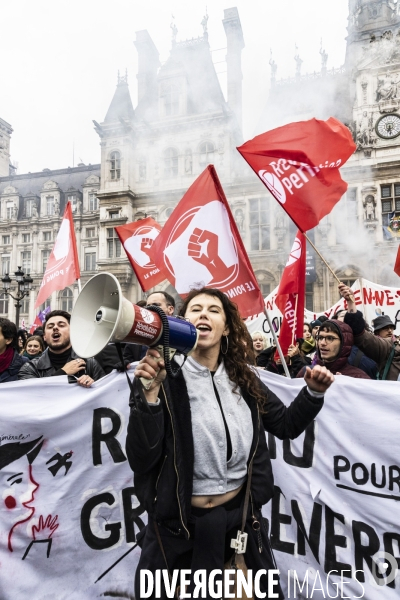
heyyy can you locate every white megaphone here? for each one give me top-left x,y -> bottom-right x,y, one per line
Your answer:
70,273 -> 198,363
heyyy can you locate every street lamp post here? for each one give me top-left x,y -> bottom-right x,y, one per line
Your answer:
1,267 -> 33,328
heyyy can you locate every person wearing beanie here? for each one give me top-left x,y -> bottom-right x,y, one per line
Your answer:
339,283 -> 399,381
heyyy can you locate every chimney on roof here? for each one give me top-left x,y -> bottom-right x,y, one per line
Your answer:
135,30 -> 160,104
223,7 -> 245,132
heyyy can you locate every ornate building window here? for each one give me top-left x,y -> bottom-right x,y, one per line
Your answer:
86,228 -> 95,238
67,194 -> 77,212
89,193 -> 99,211
2,235 -> 10,245
199,142 -> 215,166
110,151 -> 121,180
22,233 -> 31,243
0,293 -> 8,314
42,250 -> 51,272
107,228 -> 122,258
47,196 -> 55,216
21,251 -> 31,274
381,183 -> 400,226
60,288 -> 73,312
39,299 -> 51,311
249,197 -> 270,251
164,148 -> 178,177
20,297 -> 29,315
43,231 -> 52,241
25,199 -> 35,217
6,202 -> 13,220
85,252 -> 97,271
1,255 -> 10,276
163,84 -> 180,116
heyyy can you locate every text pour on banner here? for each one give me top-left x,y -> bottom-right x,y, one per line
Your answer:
149,165 -> 264,319
34,202 -> 80,309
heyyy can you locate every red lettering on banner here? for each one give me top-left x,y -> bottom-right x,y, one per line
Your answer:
352,290 -> 362,305
374,291 -> 385,306
385,290 -> 395,305
363,288 -> 374,305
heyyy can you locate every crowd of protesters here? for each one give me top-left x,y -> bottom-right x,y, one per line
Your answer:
0,284 -> 398,385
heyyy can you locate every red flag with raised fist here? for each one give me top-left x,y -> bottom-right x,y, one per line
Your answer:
35,202 -> 80,308
275,230 -> 306,356
149,166 -> 264,318
237,117 -> 356,232
115,217 -> 166,291
394,244 -> 400,278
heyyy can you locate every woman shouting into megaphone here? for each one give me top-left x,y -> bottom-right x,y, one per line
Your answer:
126,287 -> 334,600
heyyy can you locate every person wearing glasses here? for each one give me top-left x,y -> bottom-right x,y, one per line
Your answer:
297,318 -> 371,379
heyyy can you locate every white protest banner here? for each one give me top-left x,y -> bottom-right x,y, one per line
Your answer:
0,371 -> 143,600
259,370 -> 400,598
1,369 -> 399,599
246,278 -> 400,343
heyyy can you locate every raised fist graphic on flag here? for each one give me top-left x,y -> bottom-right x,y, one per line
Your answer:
188,228 -> 231,283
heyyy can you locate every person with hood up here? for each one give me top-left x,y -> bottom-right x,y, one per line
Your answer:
297,319 -> 371,379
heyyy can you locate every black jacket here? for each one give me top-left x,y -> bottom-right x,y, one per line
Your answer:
17,348 -> 105,381
126,367 -> 324,538
0,351 -> 28,383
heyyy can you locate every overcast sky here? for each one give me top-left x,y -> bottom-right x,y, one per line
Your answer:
1,0 -> 349,174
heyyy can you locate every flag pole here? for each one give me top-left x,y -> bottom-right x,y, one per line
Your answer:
77,279 -> 81,294
291,293 -> 299,346
263,307 -> 291,379
304,233 -> 340,283
304,233 -> 356,302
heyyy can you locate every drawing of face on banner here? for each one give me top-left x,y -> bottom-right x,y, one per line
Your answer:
163,201 -> 239,292
124,225 -> 160,269
0,437 -> 43,551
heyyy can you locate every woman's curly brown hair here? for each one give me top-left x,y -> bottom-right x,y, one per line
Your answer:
179,288 -> 268,411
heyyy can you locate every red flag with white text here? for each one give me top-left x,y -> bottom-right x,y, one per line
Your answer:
237,117 -> 356,232
35,202 -> 80,308
115,217 -> 166,291
275,230 -> 306,356
149,166 -> 264,318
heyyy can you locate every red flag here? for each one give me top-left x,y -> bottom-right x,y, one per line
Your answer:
149,166 -> 264,318
237,117 -> 356,232
115,217 -> 166,291
275,231 -> 306,356
35,202 -> 80,308
394,245 -> 400,277
30,315 -> 42,334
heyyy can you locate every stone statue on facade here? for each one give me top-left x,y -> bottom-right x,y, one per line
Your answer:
54,198 -> 60,216
319,43 -> 328,72
376,72 -> 397,101
184,150 -> 192,174
170,21 -> 178,44
357,111 -> 373,147
13,203 -> 18,219
234,209 -> 244,233
269,52 -> 277,83
32,203 -> 38,218
201,12 -> 208,35
77,199 -> 82,214
294,47 -> 303,77
364,196 -> 376,221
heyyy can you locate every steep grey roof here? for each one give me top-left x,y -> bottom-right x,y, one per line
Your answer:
136,36 -> 227,121
0,164 -> 101,219
104,80 -> 135,124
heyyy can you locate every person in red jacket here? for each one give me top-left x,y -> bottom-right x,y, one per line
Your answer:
297,319 -> 371,379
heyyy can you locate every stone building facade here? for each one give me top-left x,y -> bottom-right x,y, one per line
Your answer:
1,2 -> 400,327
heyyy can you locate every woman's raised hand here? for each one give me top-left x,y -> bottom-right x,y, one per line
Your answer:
134,349 -> 166,403
304,365 -> 334,394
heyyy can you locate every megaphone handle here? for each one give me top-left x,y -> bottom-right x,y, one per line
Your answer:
140,345 -> 177,391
